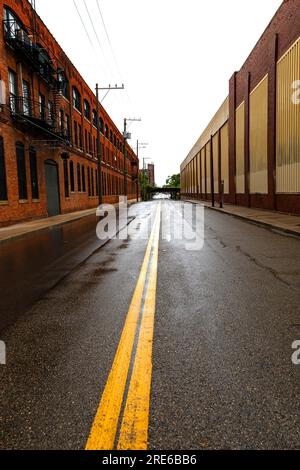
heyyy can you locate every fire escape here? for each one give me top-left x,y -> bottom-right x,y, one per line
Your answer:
3,14 -> 69,149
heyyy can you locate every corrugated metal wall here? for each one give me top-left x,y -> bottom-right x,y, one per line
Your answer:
206,142 -> 211,194
249,75 -> 268,194
220,123 -> 229,193
276,37 -> 300,193
201,147 -> 205,194
235,101 -> 245,193
212,133 -> 219,193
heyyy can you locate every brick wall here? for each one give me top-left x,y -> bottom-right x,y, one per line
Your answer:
0,0 -> 139,226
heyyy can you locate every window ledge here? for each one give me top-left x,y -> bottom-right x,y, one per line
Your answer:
0,200 -> 9,206
19,199 -> 28,204
32,199 -> 40,203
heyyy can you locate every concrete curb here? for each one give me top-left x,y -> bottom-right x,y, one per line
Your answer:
184,199 -> 300,239
0,200 -> 139,245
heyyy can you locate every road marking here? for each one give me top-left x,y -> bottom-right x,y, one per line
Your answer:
85,203 -> 161,450
117,203 -> 161,450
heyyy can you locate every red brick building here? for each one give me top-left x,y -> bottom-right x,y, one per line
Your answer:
147,163 -> 155,188
181,0 -> 300,215
0,0 -> 139,226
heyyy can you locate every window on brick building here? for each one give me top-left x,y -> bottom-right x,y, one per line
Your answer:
78,125 -> 83,149
63,159 -> 69,198
87,167 -> 91,196
91,168 -> 95,196
22,80 -> 31,116
73,121 -> 78,147
92,109 -> 97,127
77,163 -> 81,192
85,129 -> 88,152
0,137 -> 8,201
48,101 -> 54,126
29,147 -> 39,200
58,72 -> 70,100
82,165 -> 86,192
39,93 -> 46,120
84,99 -> 91,121
100,117 -> 104,134
70,160 -> 75,192
105,124 -> 109,139
110,130 -> 113,143
16,142 -> 27,200
8,70 -> 18,114
96,170 -> 99,196
59,109 -> 64,133
72,86 -> 81,112
66,114 -> 71,141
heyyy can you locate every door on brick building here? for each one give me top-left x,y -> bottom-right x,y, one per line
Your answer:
44,160 -> 60,217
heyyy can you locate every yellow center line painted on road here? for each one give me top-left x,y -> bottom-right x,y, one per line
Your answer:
117,204 -> 161,450
85,203 -> 161,451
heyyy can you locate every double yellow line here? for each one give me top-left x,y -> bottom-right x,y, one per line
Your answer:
86,203 -> 161,450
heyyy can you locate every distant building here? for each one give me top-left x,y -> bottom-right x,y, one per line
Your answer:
147,164 -> 155,188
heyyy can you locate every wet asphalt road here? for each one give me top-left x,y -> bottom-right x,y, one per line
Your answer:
1,200 -> 300,449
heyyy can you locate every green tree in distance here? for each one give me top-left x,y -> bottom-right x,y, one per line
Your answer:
164,174 -> 180,188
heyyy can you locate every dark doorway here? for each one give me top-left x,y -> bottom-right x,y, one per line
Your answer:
44,160 -> 60,217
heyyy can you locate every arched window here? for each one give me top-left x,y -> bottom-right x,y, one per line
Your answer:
69,160 -> 75,192
0,137 -> 8,201
100,117 -> 104,134
84,99 -> 91,121
110,130 -> 113,143
105,124 -> 109,139
72,86 -> 81,112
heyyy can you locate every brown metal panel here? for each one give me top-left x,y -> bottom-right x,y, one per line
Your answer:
235,102 -> 245,193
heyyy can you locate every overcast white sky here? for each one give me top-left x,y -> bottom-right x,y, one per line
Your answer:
35,0 -> 282,186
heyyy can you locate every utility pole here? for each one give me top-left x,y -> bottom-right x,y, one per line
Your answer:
123,118 -> 141,196
136,141 -> 148,202
95,84 -> 124,206
143,156 -> 151,201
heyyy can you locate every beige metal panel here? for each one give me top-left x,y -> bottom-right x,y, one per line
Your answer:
206,142 -> 211,194
249,75 -> 268,194
220,122 -> 229,193
212,133 -> 219,193
197,152 -> 201,193
194,155 -> 198,193
276,37 -> 300,193
180,96 -> 229,172
235,101 -> 245,193
201,147 -> 205,194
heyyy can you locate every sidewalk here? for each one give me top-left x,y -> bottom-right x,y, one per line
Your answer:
184,199 -> 300,237
0,199 -> 139,244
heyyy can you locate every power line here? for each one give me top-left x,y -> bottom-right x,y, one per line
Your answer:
95,0 -> 133,108
73,0 -> 94,49
95,0 -> 122,80
83,0 -> 106,58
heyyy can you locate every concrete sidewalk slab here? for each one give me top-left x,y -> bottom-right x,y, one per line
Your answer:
184,199 -> 300,237
0,199 -> 139,244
